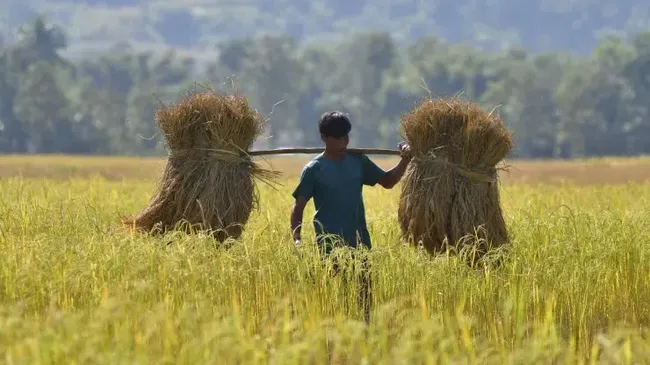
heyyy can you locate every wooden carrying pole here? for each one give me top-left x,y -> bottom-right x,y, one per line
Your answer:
248,147 -> 400,156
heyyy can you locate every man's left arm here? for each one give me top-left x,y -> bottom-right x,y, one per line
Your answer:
362,142 -> 412,189
377,157 -> 410,189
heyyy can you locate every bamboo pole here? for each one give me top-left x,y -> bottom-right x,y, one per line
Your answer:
248,147 -> 400,156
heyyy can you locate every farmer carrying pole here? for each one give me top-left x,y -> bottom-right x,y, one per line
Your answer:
289,111 -> 412,323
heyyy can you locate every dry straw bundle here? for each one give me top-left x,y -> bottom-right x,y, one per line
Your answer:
398,97 -> 513,261
123,86 -> 278,242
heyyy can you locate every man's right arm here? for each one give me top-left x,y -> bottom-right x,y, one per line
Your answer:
291,196 -> 308,244
291,164 -> 315,244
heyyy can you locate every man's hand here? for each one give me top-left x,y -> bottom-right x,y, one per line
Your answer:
398,141 -> 412,161
291,196 -> 307,247
378,141 -> 412,189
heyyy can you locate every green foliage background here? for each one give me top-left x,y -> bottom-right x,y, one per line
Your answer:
1,2 -> 649,158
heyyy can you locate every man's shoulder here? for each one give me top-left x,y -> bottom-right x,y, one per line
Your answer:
302,154 -> 324,171
345,152 -> 370,164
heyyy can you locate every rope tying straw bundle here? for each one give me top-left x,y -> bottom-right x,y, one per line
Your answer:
414,155 -> 498,184
168,148 -> 252,164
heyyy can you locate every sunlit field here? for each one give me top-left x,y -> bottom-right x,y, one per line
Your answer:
1,154 -> 650,364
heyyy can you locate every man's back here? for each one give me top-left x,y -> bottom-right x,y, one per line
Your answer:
292,152 -> 386,251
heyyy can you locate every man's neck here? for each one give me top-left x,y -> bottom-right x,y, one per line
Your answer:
323,149 -> 345,161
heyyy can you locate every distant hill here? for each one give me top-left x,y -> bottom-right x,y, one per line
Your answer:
3,0 -> 649,58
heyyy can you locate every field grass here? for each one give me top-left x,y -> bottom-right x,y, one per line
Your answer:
1,154 -> 650,364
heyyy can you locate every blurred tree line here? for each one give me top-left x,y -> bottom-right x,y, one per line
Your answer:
1,17 -> 650,159
5,0 -> 647,55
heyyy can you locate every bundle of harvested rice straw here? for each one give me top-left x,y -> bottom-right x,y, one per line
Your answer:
122,87 -> 278,242
398,97 -> 513,262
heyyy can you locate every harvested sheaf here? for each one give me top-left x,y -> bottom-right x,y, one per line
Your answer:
397,97 -> 513,262
122,86 -> 278,242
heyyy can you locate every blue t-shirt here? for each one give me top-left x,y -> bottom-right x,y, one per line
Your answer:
292,152 -> 387,252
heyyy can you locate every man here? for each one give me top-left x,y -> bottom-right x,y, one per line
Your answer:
290,110 -> 411,322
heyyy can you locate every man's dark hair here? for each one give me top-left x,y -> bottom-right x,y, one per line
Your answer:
319,111 -> 351,138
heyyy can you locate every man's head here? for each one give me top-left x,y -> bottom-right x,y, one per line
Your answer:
319,111 -> 350,156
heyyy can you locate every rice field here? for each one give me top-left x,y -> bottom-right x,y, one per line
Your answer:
1,154 -> 650,364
